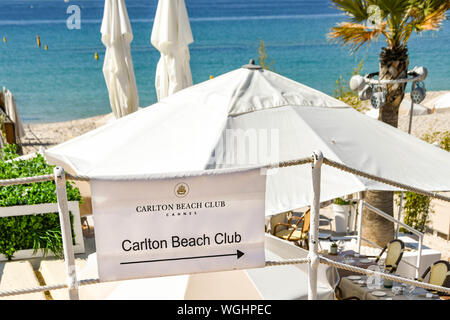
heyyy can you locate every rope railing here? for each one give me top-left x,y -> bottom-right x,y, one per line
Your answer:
265,257 -> 311,266
2,156 -> 448,204
0,278 -> 101,298
322,158 -> 450,203
0,283 -> 67,298
273,157 -> 313,168
64,157 -> 450,203
0,174 -> 54,186
66,172 -> 90,182
362,69 -> 426,86
0,256 -> 448,298
63,157 -> 316,182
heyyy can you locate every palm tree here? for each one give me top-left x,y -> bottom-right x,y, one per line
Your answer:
329,0 -> 450,247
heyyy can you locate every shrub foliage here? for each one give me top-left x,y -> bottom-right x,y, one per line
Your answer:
0,144 -> 82,259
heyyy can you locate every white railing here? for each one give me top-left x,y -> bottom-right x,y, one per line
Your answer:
0,167 -> 79,300
0,201 -> 84,261
355,199 -> 424,278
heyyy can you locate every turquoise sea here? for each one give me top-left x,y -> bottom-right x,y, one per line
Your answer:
0,0 -> 449,123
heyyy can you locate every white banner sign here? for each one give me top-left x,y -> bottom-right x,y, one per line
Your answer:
91,168 -> 266,282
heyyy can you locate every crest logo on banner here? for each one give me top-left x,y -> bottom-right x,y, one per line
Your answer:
174,182 -> 189,197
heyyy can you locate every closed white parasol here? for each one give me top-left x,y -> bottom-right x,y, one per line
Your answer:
151,0 -> 194,100
101,0 -> 139,118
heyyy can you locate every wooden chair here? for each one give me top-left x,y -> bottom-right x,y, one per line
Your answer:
417,260 -> 450,296
268,211 -> 290,234
272,208 -> 310,249
367,239 -> 405,274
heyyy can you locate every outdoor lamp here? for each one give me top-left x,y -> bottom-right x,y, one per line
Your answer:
349,74 -> 366,92
410,81 -> 426,104
411,66 -> 428,80
358,84 -> 373,101
350,74 -> 372,101
370,85 -> 386,109
349,66 -> 427,110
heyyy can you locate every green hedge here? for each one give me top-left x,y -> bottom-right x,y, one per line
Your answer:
0,144 -> 82,260
333,197 -> 352,206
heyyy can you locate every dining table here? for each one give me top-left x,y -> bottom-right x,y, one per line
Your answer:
338,274 -> 444,300
322,249 -> 378,278
322,249 -> 446,300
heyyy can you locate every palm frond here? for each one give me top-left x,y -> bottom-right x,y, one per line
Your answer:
396,23 -> 415,46
329,22 -> 386,51
330,0 -> 450,49
374,0 -> 410,18
332,0 -> 370,22
413,2 -> 450,31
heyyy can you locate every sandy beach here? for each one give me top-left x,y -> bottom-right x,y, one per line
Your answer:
21,113 -> 115,155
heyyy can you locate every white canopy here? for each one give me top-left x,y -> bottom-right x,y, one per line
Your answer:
151,0 -> 193,100
434,92 -> 450,113
399,99 -> 430,115
365,99 -> 429,119
45,66 -> 450,215
101,0 -> 139,118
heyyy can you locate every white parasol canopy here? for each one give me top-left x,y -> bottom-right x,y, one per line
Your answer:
151,0 -> 193,100
101,0 -> 139,118
2,87 -> 25,140
434,92 -> 450,113
365,99 -> 430,119
45,65 -> 450,216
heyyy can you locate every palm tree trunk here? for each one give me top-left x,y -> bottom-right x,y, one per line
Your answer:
362,46 -> 409,248
378,47 -> 409,127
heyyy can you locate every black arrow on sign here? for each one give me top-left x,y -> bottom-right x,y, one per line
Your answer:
120,250 -> 245,265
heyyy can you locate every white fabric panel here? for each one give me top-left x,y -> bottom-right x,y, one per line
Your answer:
101,0 -> 139,118
226,68 -> 347,116
434,92 -> 450,112
151,0 -> 193,53
247,234 -> 338,300
2,87 -> 25,139
366,99 -> 430,119
151,0 -> 193,100
91,167 -> 266,281
399,99 -> 429,116
46,97 -> 229,175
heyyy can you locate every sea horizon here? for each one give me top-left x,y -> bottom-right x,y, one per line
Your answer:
0,0 -> 449,123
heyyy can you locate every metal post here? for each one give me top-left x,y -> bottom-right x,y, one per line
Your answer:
397,83 -> 416,238
408,82 -> 415,135
356,192 -> 364,254
396,193 -> 403,238
409,81 -> 424,278
54,166 -> 79,300
395,81 -> 416,238
417,236 -> 423,279
308,150 -> 323,300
